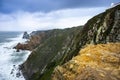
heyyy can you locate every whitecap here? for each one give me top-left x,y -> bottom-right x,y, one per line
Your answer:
0,33 -> 31,80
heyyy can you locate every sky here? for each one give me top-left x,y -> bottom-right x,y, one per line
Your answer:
0,0 -> 119,31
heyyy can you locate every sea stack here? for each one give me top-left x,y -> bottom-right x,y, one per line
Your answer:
23,32 -> 29,39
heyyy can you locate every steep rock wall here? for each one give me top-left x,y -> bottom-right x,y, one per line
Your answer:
21,4 -> 120,80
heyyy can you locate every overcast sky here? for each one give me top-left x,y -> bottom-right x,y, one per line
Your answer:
0,0 -> 119,31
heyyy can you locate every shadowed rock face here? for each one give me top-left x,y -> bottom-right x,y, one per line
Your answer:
23,32 -> 30,39
21,4 -> 120,80
52,43 -> 120,80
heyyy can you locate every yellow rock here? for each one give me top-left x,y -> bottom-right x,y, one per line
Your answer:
52,43 -> 120,80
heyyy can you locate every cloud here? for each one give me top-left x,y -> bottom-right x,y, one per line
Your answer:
0,0 -> 119,13
0,7 -> 107,31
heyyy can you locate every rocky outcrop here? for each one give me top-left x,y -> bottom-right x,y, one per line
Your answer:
15,31 -> 46,51
15,43 -> 29,52
21,4 -> 120,80
52,43 -> 120,80
23,32 -> 30,39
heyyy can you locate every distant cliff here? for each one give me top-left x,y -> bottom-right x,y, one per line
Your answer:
15,31 -> 47,51
20,4 -> 120,80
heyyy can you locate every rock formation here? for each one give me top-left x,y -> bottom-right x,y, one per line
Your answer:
15,31 -> 46,51
23,32 -> 30,39
20,4 -> 120,80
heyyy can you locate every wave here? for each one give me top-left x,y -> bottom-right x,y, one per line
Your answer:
0,33 -> 31,80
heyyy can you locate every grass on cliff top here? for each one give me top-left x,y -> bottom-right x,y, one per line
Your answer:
52,43 -> 120,80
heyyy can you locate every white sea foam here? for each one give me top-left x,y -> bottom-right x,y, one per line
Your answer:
0,33 -> 31,80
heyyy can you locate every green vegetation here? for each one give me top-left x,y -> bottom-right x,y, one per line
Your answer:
21,26 -> 84,80
21,4 -> 120,80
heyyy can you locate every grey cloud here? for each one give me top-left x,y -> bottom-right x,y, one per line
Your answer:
0,0 -> 119,13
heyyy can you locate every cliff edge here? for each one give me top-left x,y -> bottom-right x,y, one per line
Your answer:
52,43 -> 120,80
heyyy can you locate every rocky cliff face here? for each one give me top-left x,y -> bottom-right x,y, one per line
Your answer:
78,4 -> 120,45
52,43 -> 120,80
21,4 -> 120,80
21,27 -> 83,80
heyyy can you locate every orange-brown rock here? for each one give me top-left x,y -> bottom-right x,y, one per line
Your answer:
15,32 -> 45,51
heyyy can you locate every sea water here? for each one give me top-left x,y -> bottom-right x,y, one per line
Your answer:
0,32 -> 30,80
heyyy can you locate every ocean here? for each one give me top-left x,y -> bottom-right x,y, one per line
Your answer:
0,32 -> 30,80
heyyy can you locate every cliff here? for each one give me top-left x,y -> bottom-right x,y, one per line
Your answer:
21,27 -> 83,80
21,4 -> 120,80
52,43 -> 120,80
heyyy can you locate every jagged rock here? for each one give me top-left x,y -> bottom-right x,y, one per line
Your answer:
23,32 -> 29,39
14,31 -> 46,51
16,49 -> 20,52
14,43 -> 27,51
